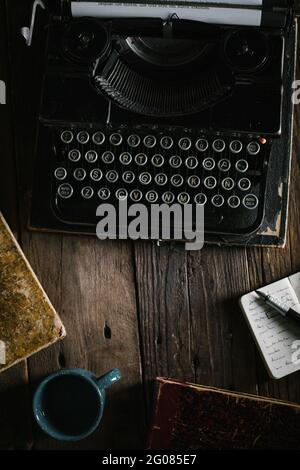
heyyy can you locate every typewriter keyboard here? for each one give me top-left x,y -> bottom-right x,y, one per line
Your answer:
50,126 -> 271,234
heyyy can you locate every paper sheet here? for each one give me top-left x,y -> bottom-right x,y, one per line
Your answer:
240,277 -> 300,379
71,2 -> 263,26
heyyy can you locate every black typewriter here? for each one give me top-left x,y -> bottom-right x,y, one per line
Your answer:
28,0 -> 299,245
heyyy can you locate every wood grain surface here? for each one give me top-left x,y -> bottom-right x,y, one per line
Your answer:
0,0 -> 299,449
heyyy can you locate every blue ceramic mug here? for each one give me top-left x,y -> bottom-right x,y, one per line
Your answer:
33,368 -> 121,441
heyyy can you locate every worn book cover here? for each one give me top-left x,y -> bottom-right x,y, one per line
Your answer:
0,213 -> 66,373
148,378 -> 300,450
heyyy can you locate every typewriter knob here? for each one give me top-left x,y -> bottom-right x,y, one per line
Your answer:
62,19 -> 111,64
223,29 -> 269,73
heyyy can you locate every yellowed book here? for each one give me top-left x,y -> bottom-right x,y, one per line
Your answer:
0,213 -> 66,372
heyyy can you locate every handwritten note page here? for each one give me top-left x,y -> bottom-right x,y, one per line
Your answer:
240,278 -> 300,379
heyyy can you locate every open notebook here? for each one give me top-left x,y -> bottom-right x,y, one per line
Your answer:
240,273 -> 300,379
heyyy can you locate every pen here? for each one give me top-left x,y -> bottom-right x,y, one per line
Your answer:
255,290 -> 300,324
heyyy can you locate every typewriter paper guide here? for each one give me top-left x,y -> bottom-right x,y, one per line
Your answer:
71,1 -> 263,26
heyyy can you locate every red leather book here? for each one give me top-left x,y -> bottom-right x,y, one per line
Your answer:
148,378 -> 300,450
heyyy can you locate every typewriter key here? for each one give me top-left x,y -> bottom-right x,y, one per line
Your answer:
155,174 -> 168,186
151,155 -> 164,168
90,169 -> 102,182
143,135 -> 156,149
171,175 -> 184,188
109,133 -> 123,146
247,142 -> 261,156
196,139 -> 209,152
81,186 -> 94,199
135,153 -> 148,166
169,156 -> 182,169
218,159 -> 231,172
58,183 -> 73,199
106,170 -> 118,183
74,168 -> 86,181
243,194 -> 259,210
212,139 -> 225,153
130,190 -> 143,202
85,150 -> 98,163
160,136 -> 173,150
98,188 -> 111,200
77,131 -> 89,144
102,151 -> 115,164
188,176 -> 201,188
92,132 -> 105,146
179,138 -> 192,151
228,196 -> 241,209
54,168 -> 67,181
204,176 -> 217,190
127,135 -> 141,148
236,160 -> 249,173
146,191 -> 158,203
68,149 -> 81,162
230,140 -> 243,154
178,193 -> 190,205
139,172 -> 152,185
116,189 -> 128,201
195,193 -> 207,205
221,178 -> 235,191
185,157 -> 198,170
212,195 -> 225,208
122,171 -> 135,184
203,158 -> 216,171
238,178 -> 251,191
120,152 -> 132,165
61,130 -> 73,144
162,192 -> 175,204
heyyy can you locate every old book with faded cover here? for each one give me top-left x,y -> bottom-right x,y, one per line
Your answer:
0,213 -> 66,372
149,378 -> 300,450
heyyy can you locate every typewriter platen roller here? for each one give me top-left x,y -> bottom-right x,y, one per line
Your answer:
29,0 -> 298,245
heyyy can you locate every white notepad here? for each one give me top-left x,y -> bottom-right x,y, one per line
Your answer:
240,273 -> 300,380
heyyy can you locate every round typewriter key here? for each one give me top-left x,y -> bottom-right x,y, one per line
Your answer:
218,159 -> 231,172
212,194 -> 225,208
106,170 -> 118,183
139,172 -> 152,185
222,177 -> 235,191
98,188 -> 111,201
238,178 -> 251,191
119,152 -> 132,165
130,189 -> 143,202
155,173 -> 168,186
81,186 -> 94,199
230,140 -> 243,154
127,134 -> 140,148
92,131 -> 105,145
188,175 -> 201,188
135,153 -> 148,166
61,130 -> 73,144
146,191 -> 158,203
90,168 -> 102,182
195,193 -> 207,205
116,188 -> 128,201
85,150 -> 98,163
74,168 -> 86,181
213,139 -> 225,153
243,194 -> 259,210
151,154 -> 164,168
228,195 -> 241,209
203,158 -> 215,171
109,133 -> 123,146
143,135 -> 156,149
178,193 -> 190,205
160,136 -> 173,150
77,131 -> 89,144
162,192 -> 175,204
247,142 -> 261,156
185,157 -> 198,170
68,149 -> 81,162
54,167 -> 67,181
196,139 -> 209,152
236,159 -> 249,173
169,156 -> 182,169
171,174 -> 184,188
58,183 -> 73,199
204,176 -> 217,190
179,137 -> 192,151
102,151 -> 115,164
122,171 -> 135,184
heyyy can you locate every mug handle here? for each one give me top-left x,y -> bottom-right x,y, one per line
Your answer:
97,368 -> 121,390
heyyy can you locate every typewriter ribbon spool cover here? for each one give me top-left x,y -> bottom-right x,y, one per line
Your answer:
28,0 -> 298,247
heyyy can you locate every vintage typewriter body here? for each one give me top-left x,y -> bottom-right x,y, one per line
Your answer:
29,0 -> 298,245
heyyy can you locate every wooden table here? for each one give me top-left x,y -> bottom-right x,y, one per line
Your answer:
0,0 -> 300,450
